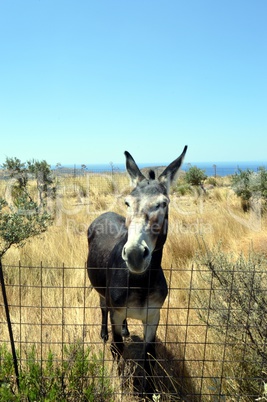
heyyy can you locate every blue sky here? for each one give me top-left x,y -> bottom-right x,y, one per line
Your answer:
1,0 -> 266,166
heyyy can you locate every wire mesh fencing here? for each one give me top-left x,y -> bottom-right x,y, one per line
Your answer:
1,260 -> 266,401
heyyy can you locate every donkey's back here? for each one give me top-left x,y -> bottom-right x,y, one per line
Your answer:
87,211 -> 127,296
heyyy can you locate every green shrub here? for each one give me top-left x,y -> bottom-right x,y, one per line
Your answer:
0,343 -> 114,401
174,182 -> 192,196
194,245 -> 267,398
206,177 -> 217,187
2,157 -> 56,208
0,157 -> 55,258
185,166 -> 207,186
231,167 -> 267,212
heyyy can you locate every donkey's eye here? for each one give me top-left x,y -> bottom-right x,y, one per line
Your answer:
155,201 -> 167,210
125,200 -> 130,208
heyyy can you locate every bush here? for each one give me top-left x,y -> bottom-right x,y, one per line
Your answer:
185,166 -> 207,186
206,177 -> 217,187
231,167 -> 267,212
173,182 -> 192,196
0,157 -> 54,258
195,245 -> 267,398
0,343 -> 114,401
2,157 -> 56,208
0,198 -> 52,257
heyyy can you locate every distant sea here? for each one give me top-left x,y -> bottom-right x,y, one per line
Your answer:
53,161 -> 267,177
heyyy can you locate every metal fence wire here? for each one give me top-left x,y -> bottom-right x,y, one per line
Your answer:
1,261 -> 267,401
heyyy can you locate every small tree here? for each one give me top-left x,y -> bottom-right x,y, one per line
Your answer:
2,157 -> 29,201
27,159 -> 55,207
2,157 -> 56,209
0,158 -> 54,389
81,164 -> 87,176
231,167 -> 267,212
185,166 -> 207,187
0,198 -> 51,258
0,157 -> 54,257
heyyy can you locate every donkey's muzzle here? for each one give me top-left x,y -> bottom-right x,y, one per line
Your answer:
122,242 -> 151,274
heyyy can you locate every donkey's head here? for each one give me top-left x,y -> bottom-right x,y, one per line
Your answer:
122,146 -> 187,274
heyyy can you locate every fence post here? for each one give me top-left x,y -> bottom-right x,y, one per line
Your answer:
0,259 -> 20,390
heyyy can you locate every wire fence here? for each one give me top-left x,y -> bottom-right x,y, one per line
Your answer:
1,261 -> 266,401
49,163 -> 266,178
1,159 -> 267,400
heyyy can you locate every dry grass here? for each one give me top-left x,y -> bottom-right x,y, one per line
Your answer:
1,172 -> 267,400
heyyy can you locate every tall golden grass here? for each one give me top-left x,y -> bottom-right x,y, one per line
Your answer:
1,172 -> 267,400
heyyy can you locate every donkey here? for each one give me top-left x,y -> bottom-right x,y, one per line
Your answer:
87,146 -> 187,382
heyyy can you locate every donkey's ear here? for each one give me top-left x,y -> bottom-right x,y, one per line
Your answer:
159,146 -> 188,191
124,151 -> 146,186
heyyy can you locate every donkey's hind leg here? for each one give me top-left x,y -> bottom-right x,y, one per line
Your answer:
100,296 -> 109,342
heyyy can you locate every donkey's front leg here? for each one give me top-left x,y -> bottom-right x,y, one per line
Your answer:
143,309 -> 160,374
139,309 -> 161,398
110,309 -> 125,360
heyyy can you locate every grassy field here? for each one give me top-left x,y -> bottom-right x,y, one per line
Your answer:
1,171 -> 267,400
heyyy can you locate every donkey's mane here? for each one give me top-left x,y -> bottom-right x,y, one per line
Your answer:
148,170 -> 156,180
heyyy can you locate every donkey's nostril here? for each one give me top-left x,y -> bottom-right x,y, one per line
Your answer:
143,246 -> 149,259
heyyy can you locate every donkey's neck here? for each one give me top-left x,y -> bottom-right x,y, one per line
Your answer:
154,214 -> 168,251
150,247 -> 164,269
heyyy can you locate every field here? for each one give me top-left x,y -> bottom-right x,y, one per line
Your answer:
1,170 -> 267,401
